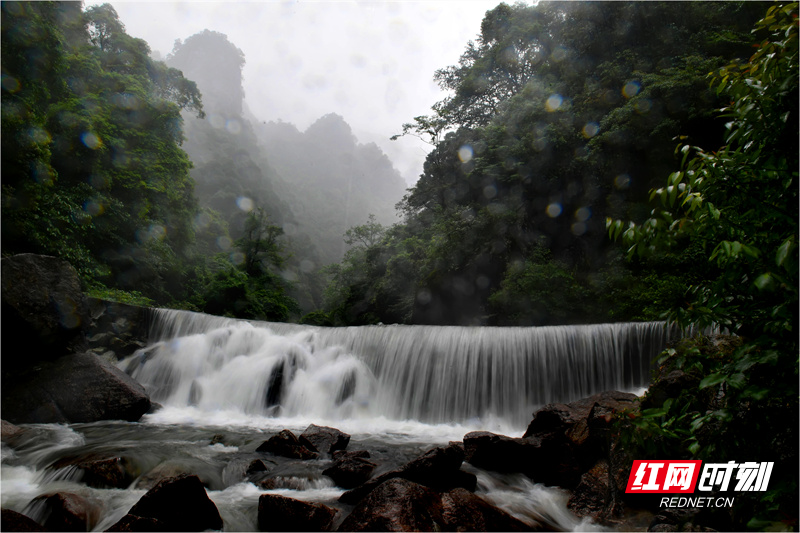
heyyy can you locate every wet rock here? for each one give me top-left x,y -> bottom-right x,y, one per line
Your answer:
1,419 -> 25,445
258,494 -> 337,532
338,478 -> 446,532
299,424 -> 350,455
210,433 -> 226,445
257,429 -> 318,460
333,449 -> 370,460
1,254 -> 89,369
105,514 -> 165,531
29,492 -> 101,532
440,488 -> 531,532
401,443 -> 474,491
642,370 -> 699,410
567,459 -> 612,521
323,451 -> 376,489
463,431 -> 539,476
120,474 -> 223,531
86,299 -> 152,361
520,390 -> 640,488
135,462 -> 210,490
265,362 -> 285,408
51,454 -> 135,489
340,444 -> 476,504
1,509 -> 46,532
1,352 -> 151,424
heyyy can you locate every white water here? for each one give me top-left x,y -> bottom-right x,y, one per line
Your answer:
123,309 -> 679,432
3,312 -> 688,531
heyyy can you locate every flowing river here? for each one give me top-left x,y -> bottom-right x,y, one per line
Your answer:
1,310 -> 684,531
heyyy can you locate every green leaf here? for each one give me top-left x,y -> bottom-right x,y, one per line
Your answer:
754,272 -> 773,290
776,236 -> 794,267
699,373 -> 726,389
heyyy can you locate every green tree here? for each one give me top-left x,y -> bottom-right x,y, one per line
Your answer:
609,4 -> 798,527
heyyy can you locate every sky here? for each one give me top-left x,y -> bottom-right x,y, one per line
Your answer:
86,0 -> 509,184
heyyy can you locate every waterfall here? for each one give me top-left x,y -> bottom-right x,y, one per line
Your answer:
121,310 -> 685,428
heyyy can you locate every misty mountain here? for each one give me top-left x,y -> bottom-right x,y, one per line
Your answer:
165,29 -> 406,311
255,114 -> 406,265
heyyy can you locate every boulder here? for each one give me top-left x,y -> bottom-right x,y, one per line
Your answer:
338,479 -> 531,532
520,391 -> 640,488
340,444 -> 476,504
115,474 -> 223,532
337,478 -> 446,532
257,429 -> 318,460
29,492 -> 101,532
567,459 -> 612,521
1,254 -> 89,368
1,509 -> 46,532
463,431 -> 539,476
86,299 -> 152,361
299,424 -> 350,455
1,352 -> 151,424
257,494 -> 337,532
440,488 -> 531,532
322,451 -> 376,489
51,454 -> 135,489
1,419 -> 25,445
105,514 -> 165,531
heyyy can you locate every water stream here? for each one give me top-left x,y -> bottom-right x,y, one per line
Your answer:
1,311 -> 685,531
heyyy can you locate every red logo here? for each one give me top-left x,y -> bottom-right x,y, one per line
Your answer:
626,460 -> 703,493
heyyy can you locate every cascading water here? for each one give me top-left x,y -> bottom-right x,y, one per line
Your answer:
3,312 -> 693,532
122,309 -> 681,430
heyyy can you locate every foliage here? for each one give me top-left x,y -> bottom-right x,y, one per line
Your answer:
324,1 -> 763,326
1,2 -> 204,304
609,3 -> 798,528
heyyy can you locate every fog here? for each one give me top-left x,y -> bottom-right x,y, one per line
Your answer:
84,0 -> 505,184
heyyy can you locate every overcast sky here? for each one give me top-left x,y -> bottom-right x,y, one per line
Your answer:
86,0 -> 508,184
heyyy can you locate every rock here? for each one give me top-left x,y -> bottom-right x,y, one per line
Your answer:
642,370 -> 699,410
338,478 -> 446,532
440,488 -> 531,532
51,454 -> 135,489
464,431 -> 539,476
256,429 -> 319,460
257,494 -> 337,532
1,254 -> 89,368
210,434 -> 225,445
323,451 -> 377,489
86,299 -> 153,361
567,459 -> 612,521
1,352 -> 151,424
299,424 -> 350,455
29,492 -> 101,532
338,479 -> 529,532
333,449 -> 370,460
105,514 -> 165,531
520,391 -> 640,488
1,419 -> 25,445
246,459 -> 270,476
1,509 -> 46,532
118,474 -> 223,531
339,444 -> 476,505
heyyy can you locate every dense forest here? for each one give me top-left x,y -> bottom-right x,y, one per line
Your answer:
0,1 -> 793,330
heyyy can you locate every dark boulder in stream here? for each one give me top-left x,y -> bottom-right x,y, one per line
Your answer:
339,443 -> 476,504
299,424 -> 350,455
257,429 -> 319,460
1,509 -> 46,532
28,492 -> 102,532
323,450 -> 376,489
258,494 -> 338,532
110,474 -> 223,532
1,352 -> 151,424
338,478 -> 530,532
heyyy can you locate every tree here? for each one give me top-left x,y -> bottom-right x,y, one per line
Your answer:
608,4 -> 798,527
